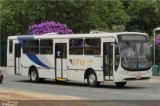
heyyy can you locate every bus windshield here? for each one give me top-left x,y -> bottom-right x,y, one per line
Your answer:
118,34 -> 152,71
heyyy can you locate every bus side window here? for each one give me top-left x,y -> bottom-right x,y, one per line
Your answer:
23,40 -> 30,53
84,38 -> 101,55
29,40 -> 39,54
69,39 -> 83,55
9,40 -> 13,54
40,40 -> 53,54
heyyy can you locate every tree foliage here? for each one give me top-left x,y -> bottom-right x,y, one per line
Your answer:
1,0 -> 129,43
1,0 -> 160,43
125,0 -> 160,36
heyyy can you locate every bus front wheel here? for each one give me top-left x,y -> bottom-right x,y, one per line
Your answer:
87,71 -> 100,87
115,82 -> 127,87
30,67 -> 39,83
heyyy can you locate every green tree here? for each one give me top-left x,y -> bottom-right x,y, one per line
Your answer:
1,0 -> 47,43
1,0 -> 129,43
125,0 -> 160,36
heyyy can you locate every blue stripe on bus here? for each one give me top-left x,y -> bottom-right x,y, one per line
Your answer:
26,54 -> 50,68
17,36 -> 50,68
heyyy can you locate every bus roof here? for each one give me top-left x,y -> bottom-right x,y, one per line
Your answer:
8,32 -> 147,40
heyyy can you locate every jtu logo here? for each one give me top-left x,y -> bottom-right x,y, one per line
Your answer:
69,59 -> 85,65
69,59 -> 93,65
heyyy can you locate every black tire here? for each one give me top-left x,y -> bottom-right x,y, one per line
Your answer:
87,71 -> 100,87
30,67 -> 39,83
39,78 -> 45,82
115,82 -> 127,87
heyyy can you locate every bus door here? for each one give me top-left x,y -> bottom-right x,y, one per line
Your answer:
14,43 -> 21,75
103,42 -> 114,80
55,43 -> 67,79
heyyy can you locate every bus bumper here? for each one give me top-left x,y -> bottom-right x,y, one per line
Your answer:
113,71 -> 151,82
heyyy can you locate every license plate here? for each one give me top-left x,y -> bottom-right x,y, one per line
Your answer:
136,73 -> 141,80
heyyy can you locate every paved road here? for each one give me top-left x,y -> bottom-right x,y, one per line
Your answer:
0,68 -> 160,105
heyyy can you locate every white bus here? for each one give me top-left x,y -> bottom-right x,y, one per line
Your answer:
7,32 -> 152,87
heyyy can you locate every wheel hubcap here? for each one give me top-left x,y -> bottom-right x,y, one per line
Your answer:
89,74 -> 96,84
31,71 -> 37,81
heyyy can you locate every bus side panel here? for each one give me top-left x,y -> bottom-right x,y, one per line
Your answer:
20,67 -> 56,79
67,70 -> 103,82
95,71 -> 104,81
21,67 -> 29,76
94,56 -> 104,81
38,68 -> 55,79
35,55 -> 55,78
21,54 -> 33,76
21,54 -> 55,78
67,70 -> 84,81
67,55 -> 104,81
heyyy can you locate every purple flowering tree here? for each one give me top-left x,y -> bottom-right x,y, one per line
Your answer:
156,35 -> 160,46
29,21 -> 73,35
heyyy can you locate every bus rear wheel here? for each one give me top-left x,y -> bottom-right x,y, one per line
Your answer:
115,82 -> 127,87
87,71 -> 100,87
30,67 -> 39,83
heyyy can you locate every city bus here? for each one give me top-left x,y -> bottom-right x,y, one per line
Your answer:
7,32 -> 152,87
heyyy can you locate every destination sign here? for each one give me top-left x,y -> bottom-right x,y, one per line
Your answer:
118,34 -> 148,42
